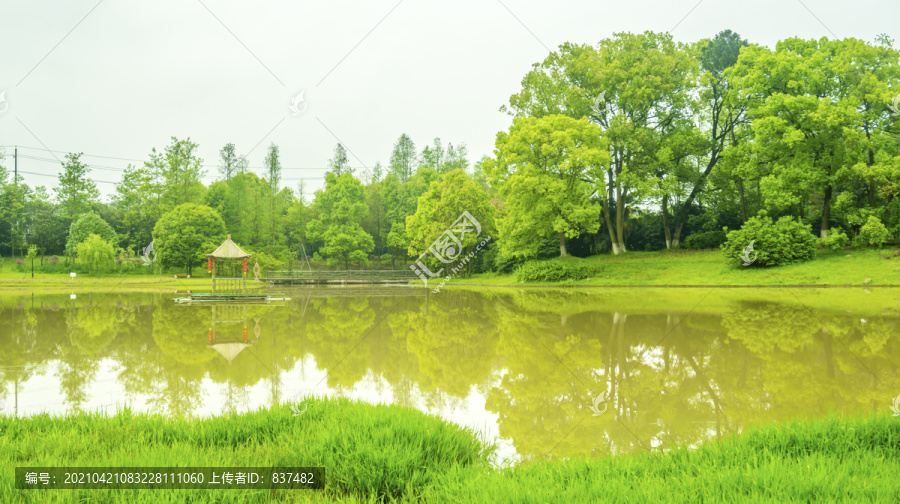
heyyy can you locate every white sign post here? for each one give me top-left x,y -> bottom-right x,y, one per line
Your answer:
70,272 -> 76,280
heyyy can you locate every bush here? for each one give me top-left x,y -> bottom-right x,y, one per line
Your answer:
514,257 -> 601,283
721,211 -> 817,267
683,230 -> 727,250
820,228 -> 849,251
65,212 -> 117,257
853,216 -> 892,247
239,248 -> 284,273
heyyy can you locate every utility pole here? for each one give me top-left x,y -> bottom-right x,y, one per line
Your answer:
13,147 -> 18,262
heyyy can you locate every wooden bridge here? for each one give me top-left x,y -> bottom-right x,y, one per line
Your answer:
266,269 -> 419,285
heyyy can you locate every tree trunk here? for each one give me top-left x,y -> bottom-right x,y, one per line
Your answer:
737,177 -> 747,223
614,187 -> 627,253
868,178 -> 876,208
662,194 -> 672,249
558,232 -> 568,257
600,197 -> 619,255
670,153 -> 718,249
820,185 -> 832,239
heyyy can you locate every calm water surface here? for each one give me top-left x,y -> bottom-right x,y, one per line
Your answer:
1,286 -> 898,465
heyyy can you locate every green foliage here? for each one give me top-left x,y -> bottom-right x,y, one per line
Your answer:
853,216 -> 892,247
307,172 -> 375,269
487,114 -> 609,258
65,212 -> 117,257
406,169 -> 496,276
348,250 -> 370,268
75,233 -> 116,275
820,228 -> 849,251
721,211 -> 817,267
684,230 -> 727,250
514,257 -> 600,283
240,247 -> 283,272
54,152 -> 99,220
153,203 -> 227,275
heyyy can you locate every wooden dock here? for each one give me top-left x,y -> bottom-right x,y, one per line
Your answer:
174,293 -> 272,304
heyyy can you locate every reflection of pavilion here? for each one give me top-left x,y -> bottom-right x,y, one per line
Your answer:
207,304 -> 262,364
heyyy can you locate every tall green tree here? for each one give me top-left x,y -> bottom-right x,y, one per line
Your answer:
327,143 -> 351,176
55,153 -> 99,221
419,138 -> 445,172
24,186 -> 65,255
306,172 -> 374,269
146,137 -> 207,211
444,143 -> 470,173
660,30 -> 748,249
153,203 -> 227,275
219,143 -> 247,181
388,134 -> 416,183
505,32 -> 697,254
264,143 -> 283,248
729,37 -> 890,238
486,115 -> 610,257
406,169 -> 496,277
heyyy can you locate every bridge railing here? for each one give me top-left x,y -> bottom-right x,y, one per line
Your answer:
267,270 -> 418,280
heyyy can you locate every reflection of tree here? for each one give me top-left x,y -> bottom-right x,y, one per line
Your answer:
5,289 -> 899,462
151,304 -> 218,365
0,297 -> 64,415
485,296 -> 608,460
395,291 -> 498,400
67,304 -> 118,355
301,297 -> 378,390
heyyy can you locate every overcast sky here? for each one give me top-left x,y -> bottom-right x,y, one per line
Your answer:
1,0 -> 899,198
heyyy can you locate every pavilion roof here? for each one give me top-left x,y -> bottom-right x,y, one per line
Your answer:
207,235 -> 252,259
208,341 -> 251,364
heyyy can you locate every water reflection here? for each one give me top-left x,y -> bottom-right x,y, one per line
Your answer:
1,287 -> 898,463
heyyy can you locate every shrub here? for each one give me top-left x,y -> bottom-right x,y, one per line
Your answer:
312,252 -> 324,264
514,257 -> 601,283
683,230 -> 727,250
721,211 -> 817,267
853,216 -> 892,247
65,212 -> 117,257
820,228 -> 849,251
75,233 -> 116,275
239,248 -> 283,273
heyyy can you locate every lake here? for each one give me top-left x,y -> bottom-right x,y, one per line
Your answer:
1,286 -> 898,466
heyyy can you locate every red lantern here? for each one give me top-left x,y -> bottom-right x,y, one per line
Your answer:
242,258 -> 247,273
207,257 -> 212,272
243,327 -> 248,342
208,328 -> 212,343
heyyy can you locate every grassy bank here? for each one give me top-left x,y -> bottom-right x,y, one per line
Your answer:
2,399 -> 898,503
2,247 -> 899,292
467,247 -> 900,287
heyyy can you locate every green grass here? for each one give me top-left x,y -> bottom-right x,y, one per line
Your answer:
0,398 -> 491,503
0,256 -> 266,292
2,399 -> 898,503
3,247 -> 899,292
466,247 -> 900,287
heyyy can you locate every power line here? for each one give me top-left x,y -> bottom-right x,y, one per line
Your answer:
16,170 -> 118,185
1,145 -> 366,171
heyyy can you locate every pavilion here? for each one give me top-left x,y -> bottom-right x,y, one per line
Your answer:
207,234 -> 252,296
